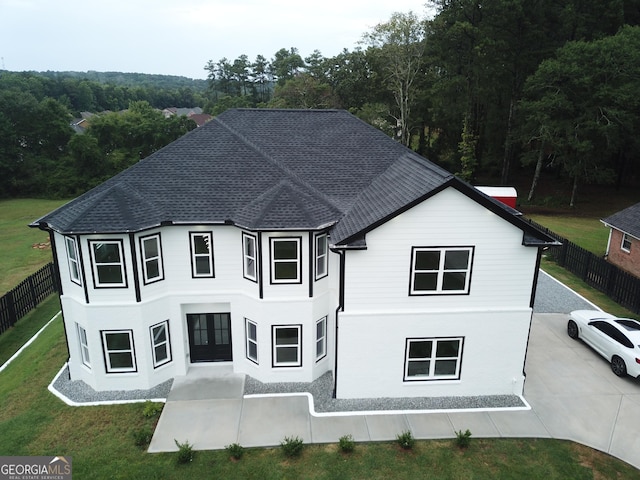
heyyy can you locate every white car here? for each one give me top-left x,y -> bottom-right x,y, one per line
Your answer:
568,310 -> 640,378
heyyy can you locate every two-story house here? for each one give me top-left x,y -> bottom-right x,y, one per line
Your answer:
31,109 -> 556,399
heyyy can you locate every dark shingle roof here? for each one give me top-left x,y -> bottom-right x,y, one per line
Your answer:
32,108 -> 556,247
602,202 -> 640,240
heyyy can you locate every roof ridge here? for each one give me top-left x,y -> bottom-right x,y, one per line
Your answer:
213,114 -> 342,212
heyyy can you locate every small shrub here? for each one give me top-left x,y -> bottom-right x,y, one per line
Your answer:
281,436 -> 304,458
142,400 -> 163,418
225,442 -> 244,460
455,429 -> 472,449
396,430 -> 415,450
174,439 -> 194,464
338,434 -> 355,453
132,427 -> 153,447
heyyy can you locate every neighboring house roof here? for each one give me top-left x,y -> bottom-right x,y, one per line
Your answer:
187,113 -> 213,127
163,107 -> 203,117
70,118 -> 88,134
31,108 -> 557,248
602,202 -> 640,240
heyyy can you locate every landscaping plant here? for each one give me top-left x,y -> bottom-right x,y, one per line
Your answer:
174,439 -> 195,464
281,436 -> 304,458
396,430 -> 415,450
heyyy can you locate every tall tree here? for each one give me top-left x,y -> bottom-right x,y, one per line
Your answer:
363,12 -> 427,146
519,26 -> 640,206
251,54 -> 272,104
271,48 -> 306,85
270,74 -> 340,109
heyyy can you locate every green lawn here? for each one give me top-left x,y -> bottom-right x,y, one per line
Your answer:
0,198 -> 69,295
526,214 -> 610,256
1,303 -> 639,478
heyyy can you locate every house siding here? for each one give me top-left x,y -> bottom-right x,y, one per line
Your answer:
336,187 -> 536,398
607,228 -> 640,278
57,226 -> 339,391
343,188 -> 537,311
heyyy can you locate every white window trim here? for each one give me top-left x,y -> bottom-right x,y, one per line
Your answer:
621,233 -> 632,253
89,240 -> 127,288
101,330 -> 136,373
272,325 -> 302,367
150,321 -> 171,368
315,316 -> 327,361
314,233 -> 328,280
65,236 -> 82,286
245,318 -> 258,364
140,233 -> 164,284
404,337 -> 464,382
190,232 -> 214,278
77,323 -> 90,368
409,246 -> 473,295
270,237 -> 302,284
242,233 -> 258,282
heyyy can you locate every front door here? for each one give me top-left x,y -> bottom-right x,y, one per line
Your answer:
187,313 -> 233,362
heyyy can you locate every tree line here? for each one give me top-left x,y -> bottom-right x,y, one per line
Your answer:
2,0 -> 640,203
203,0 -> 640,205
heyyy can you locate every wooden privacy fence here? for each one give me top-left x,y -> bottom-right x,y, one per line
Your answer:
526,219 -> 640,314
0,263 -> 59,336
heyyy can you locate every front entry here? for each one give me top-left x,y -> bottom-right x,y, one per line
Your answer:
187,313 -> 233,362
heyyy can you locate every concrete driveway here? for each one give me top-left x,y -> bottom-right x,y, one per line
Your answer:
526,313 -> 640,468
149,312 -> 640,470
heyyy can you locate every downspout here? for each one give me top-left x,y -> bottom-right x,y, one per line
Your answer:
528,247 -> 544,310
129,234 -> 141,303
523,246 -> 544,389
332,249 -> 345,399
77,235 -> 90,305
604,227 -> 612,258
49,231 -> 71,379
308,234 -> 314,298
258,232 -> 264,299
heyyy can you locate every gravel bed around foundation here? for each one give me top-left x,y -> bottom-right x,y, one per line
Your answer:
52,365 -> 524,411
52,365 -> 172,404
244,372 -> 526,412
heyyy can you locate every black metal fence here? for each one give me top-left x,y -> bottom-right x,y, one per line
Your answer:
526,219 -> 640,314
0,263 -> 59,335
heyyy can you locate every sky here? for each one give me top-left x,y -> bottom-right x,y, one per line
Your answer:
1,0 -> 433,80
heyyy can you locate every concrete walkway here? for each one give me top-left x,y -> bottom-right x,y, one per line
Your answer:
149,313 -> 640,470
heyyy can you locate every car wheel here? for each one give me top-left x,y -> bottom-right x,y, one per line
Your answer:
567,320 -> 579,339
611,356 -> 627,377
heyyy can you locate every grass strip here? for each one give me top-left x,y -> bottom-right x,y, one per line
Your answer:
0,294 -> 61,365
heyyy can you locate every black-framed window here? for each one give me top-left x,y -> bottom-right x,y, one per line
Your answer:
410,247 -> 473,295
65,236 -> 82,286
245,318 -> 258,364
270,237 -> 302,284
315,316 -> 327,361
150,321 -> 171,368
101,330 -> 136,373
404,337 -> 463,381
89,240 -> 127,288
77,323 -> 90,368
190,232 -> 214,278
242,233 -> 258,282
140,233 -> 164,284
272,325 -> 302,367
314,233 -> 328,280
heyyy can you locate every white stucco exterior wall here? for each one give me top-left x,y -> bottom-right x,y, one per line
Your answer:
335,187 -> 538,398
55,226 -> 339,392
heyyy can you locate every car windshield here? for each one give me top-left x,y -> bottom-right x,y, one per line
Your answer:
615,319 -> 640,331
